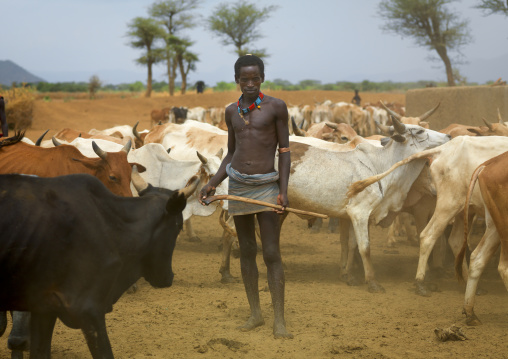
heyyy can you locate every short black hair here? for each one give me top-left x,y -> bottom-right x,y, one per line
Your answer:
234,55 -> 264,77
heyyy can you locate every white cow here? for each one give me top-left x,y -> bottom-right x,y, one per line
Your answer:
283,118 -> 450,292
187,107 -> 207,123
347,135 -> 508,296
55,137 -> 227,242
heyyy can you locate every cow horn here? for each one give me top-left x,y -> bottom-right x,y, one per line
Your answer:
391,115 -> 406,134
92,141 -> 108,160
418,102 -> 440,121
498,108 -> 505,126
215,148 -> 224,159
122,139 -> 132,154
291,117 -> 305,136
482,118 -> 493,131
179,176 -> 200,199
35,129 -> 50,146
380,101 -> 402,121
375,120 -> 392,135
196,151 -> 207,164
132,121 -> 142,140
131,165 -> 149,193
52,136 -> 63,147
325,122 -> 338,130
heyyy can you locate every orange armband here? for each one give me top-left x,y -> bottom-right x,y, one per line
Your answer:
278,147 -> 290,154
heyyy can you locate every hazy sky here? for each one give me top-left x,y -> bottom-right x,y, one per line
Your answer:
4,0 -> 507,85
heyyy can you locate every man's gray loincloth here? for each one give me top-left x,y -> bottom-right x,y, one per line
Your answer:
226,163 -> 279,216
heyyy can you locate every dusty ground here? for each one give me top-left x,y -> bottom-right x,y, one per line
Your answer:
1,90 -> 507,358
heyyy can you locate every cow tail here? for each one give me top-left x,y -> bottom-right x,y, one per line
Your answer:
456,165 -> 485,282
346,146 -> 443,198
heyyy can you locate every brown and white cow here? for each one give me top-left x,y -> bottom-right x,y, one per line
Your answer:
0,132 -> 140,198
456,150 -> 508,325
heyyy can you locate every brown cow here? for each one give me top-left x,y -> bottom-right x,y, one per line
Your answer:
150,107 -> 172,127
0,132 -> 142,197
456,150 -> 508,325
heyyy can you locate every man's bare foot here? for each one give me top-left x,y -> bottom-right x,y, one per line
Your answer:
273,323 -> 294,339
238,316 -> 264,332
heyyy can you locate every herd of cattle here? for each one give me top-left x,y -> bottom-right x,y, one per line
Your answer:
1,98 -> 508,357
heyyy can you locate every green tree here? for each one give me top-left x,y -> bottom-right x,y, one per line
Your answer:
126,17 -> 165,97
474,0 -> 508,16
168,35 -> 199,94
149,0 -> 201,96
207,1 -> 278,58
88,75 -> 102,99
378,0 -> 472,86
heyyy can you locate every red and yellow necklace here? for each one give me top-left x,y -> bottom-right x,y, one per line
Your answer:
237,92 -> 264,125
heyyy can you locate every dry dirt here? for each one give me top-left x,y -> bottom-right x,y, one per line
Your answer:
1,90 -> 507,359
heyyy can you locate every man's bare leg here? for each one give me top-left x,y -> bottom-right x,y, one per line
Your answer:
257,211 -> 293,339
234,214 -> 265,331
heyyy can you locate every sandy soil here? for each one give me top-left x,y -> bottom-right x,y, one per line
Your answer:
1,90 -> 507,359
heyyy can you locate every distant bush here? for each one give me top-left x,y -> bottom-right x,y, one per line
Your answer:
0,84 -> 36,131
214,81 -> 237,92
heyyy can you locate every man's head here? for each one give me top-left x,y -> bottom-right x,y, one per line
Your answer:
234,55 -> 264,78
234,55 -> 265,96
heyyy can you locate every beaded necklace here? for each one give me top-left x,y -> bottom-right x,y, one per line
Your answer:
237,92 -> 264,125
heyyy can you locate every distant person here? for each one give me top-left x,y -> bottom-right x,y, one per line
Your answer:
352,89 -> 361,106
0,96 -> 8,138
196,81 -> 205,94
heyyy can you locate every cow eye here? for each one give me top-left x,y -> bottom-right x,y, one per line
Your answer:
416,130 -> 424,134
109,175 -> 118,182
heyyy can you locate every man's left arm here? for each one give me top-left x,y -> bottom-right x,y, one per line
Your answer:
274,100 -> 290,210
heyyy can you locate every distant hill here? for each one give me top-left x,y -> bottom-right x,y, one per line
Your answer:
0,60 -> 45,86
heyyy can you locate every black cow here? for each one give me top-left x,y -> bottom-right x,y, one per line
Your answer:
172,106 -> 188,124
0,169 -> 198,358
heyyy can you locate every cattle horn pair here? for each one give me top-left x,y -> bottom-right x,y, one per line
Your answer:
291,117 -> 306,136
92,139 -> 132,160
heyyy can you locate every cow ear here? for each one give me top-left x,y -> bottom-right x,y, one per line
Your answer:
391,134 -> 406,143
165,192 -> 187,215
130,163 -> 146,173
380,137 -> 391,146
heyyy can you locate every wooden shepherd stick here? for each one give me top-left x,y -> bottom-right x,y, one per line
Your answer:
203,195 -> 328,219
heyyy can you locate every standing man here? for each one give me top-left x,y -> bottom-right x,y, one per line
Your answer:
352,89 -> 361,106
199,55 -> 293,339
196,80 -> 205,94
0,96 -> 8,138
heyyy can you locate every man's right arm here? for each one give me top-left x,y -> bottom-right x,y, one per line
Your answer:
199,106 -> 236,204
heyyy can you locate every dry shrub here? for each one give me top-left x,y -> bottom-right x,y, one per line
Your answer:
0,84 -> 36,131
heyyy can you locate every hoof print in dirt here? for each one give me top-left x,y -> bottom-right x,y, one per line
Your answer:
434,325 -> 467,341
207,338 -> 248,353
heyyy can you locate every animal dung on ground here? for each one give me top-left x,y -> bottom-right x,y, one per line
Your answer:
434,325 -> 468,341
